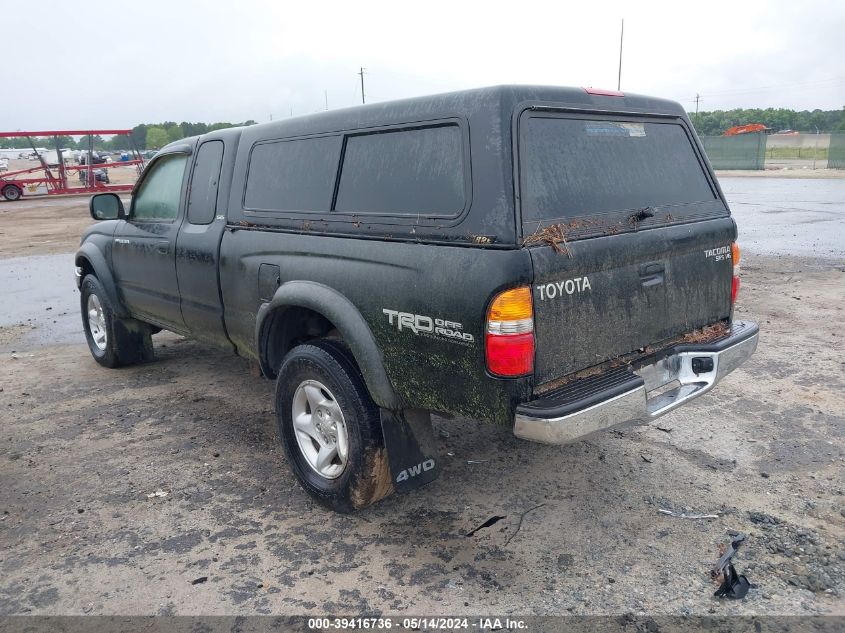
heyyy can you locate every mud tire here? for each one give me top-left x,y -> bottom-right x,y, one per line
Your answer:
276,339 -> 394,513
80,274 -> 154,368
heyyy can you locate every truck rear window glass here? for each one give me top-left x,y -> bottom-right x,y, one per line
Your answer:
335,125 -> 464,216
245,135 -> 341,212
521,117 -> 715,222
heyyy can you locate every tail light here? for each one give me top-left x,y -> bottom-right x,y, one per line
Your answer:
486,287 -> 534,377
731,242 -> 741,305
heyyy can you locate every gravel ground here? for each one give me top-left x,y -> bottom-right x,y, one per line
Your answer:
0,197 -> 843,616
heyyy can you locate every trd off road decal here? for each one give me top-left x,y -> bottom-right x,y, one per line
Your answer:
382,309 -> 474,345
536,276 -> 592,301
704,245 -> 732,262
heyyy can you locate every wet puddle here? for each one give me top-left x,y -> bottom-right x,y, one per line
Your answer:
720,177 -> 845,259
0,253 -> 82,351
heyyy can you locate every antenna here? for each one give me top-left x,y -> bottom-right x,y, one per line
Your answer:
358,67 -> 366,105
617,19 -> 624,91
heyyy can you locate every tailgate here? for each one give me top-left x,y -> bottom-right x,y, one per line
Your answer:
517,111 -> 735,386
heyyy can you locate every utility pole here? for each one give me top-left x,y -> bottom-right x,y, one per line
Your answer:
358,67 -> 366,105
617,19 -> 624,91
694,94 -> 701,115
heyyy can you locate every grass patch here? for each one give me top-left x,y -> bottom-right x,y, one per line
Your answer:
765,146 -> 829,160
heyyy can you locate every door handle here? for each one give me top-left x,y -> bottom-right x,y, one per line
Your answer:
639,262 -> 665,276
156,241 -> 169,254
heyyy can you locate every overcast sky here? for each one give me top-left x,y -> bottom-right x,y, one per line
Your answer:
2,0 -> 843,130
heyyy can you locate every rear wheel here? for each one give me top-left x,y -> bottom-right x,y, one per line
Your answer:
275,339 -> 393,512
80,274 -> 154,368
2,185 -> 22,201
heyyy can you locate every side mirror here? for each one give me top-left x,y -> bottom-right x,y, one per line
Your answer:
90,193 -> 125,220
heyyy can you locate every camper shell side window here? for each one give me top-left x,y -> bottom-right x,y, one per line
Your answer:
241,119 -> 472,227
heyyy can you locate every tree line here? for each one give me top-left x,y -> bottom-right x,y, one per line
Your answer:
132,121 -> 257,150
688,107 -> 845,136
0,121 -> 257,152
3,108 -> 844,151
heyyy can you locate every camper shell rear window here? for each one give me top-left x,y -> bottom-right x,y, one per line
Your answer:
518,112 -> 724,234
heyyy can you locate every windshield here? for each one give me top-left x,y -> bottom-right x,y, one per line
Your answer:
520,116 -> 717,223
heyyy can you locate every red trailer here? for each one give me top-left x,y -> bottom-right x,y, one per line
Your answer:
0,129 -> 146,201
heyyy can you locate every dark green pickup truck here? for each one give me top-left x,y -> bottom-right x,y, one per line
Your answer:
76,85 -> 758,512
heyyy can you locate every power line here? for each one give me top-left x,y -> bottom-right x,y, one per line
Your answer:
696,76 -> 845,100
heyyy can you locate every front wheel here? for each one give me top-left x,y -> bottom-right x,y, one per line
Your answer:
276,339 -> 393,512
80,274 -> 154,368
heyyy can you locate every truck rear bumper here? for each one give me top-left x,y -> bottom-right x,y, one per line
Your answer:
513,320 -> 759,445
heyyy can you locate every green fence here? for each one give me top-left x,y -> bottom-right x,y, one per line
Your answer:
700,133 -> 767,170
828,132 -> 845,169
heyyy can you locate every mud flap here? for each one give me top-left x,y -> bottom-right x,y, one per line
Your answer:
379,408 -> 439,493
113,318 -> 154,364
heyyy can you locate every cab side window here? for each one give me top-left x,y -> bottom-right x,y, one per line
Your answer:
132,154 -> 188,221
188,141 -> 224,225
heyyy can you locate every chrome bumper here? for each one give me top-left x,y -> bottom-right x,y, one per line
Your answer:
514,321 -> 759,445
